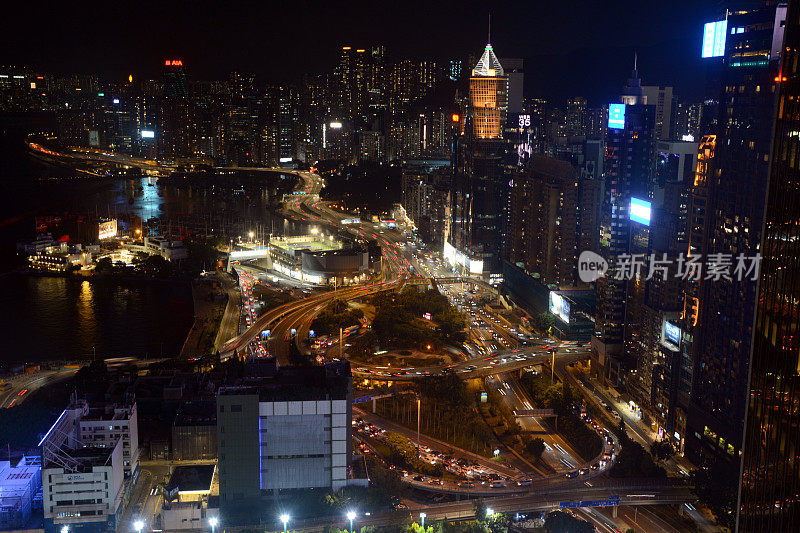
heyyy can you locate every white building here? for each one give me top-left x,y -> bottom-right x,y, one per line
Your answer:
0,456 -> 42,530
77,402 -> 140,481
39,400 -> 139,533
125,237 -> 188,261
42,443 -> 124,533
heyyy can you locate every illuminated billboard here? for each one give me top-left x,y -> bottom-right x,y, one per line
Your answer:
549,292 -> 570,323
629,197 -> 652,226
141,130 -> 155,138
664,321 -> 681,346
608,104 -> 626,129
98,219 -> 118,240
702,20 -> 727,58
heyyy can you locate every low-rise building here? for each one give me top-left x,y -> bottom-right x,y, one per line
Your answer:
126,237 -> 188,261
0,456 -> 42,531
76,401 -> 140,482
39,399 -> 138,533
269,235 -> 369,285
172,402 -> 217,461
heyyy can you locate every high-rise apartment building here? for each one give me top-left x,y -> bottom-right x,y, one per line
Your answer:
566,97 -> 587,137
508,154 -> 601,287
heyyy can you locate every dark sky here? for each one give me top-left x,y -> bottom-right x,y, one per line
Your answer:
2,0 -> 726,104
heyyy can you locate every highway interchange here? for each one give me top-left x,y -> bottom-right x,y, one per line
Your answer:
27,143 -> 705,531
212,169 -> 703,531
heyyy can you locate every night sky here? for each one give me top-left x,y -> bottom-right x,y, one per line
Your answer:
3,0 -> 727,104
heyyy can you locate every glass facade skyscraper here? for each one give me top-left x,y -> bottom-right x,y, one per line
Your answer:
739,1 -> 800,529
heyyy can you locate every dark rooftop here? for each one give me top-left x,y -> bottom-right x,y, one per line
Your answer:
218,360 -> 351,402
166,465 -> 215,494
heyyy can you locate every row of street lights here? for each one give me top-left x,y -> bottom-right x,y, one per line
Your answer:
59,508 -> 492,533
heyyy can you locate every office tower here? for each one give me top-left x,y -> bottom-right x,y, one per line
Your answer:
217,361 -> 352,513
446,38 -> 511,281
642,85 -> 675,141
158,59 -> 191,160
469,44 -> 506,139
501,58 -> 524,114
684,4 -> 787,466
566,97 -> 587,137
738,1 -> 800,528
592,60 -> 655,385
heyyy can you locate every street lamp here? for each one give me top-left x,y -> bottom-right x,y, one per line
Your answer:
208,517 -> 218,533
419,512 -> 426,529
133,520 -> 145,533
60,526 -> 69,533
486,508 -> 494,519
346,510 -> 357,532
249,231 -> 254,241
279,513 -> 290,533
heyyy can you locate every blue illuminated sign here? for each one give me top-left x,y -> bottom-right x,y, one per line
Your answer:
630,197 -> 652,226
702,20 -> 728,58
608,104 -> 626,129
664,322 -> 681,345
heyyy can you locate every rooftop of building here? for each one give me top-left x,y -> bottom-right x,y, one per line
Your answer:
0,458 -> 41,493
44,445 -> 117,470
218,360 -> 351,402
165,465 -> 215,494
473,43 -> 504,77
174,401 -> 217,427
270,237 -> 341,255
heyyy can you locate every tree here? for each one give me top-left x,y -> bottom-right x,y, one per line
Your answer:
691,459 -> 739,530
650,439 -> 674,462
537,312 -> 555,332
473,499 -> 488,522
94,257 -> 114,274
544,511 -> 595,532
524,437 -> 546,461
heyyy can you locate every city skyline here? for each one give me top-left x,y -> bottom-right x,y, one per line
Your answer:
1,1 -> 798,532
2,0 -> 721,103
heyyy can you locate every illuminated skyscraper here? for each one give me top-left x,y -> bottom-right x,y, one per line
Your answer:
592,60 -> 655,385
158,59 -> 190,159
684,3 -> 787,467
738,1 -> 800,529
469,43 -> 507,139
446,37 -> 512,280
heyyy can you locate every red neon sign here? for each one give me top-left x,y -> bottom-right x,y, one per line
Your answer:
165,60 -> 183,67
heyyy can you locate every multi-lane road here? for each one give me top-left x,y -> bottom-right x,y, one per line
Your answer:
0,367 -> 81,409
